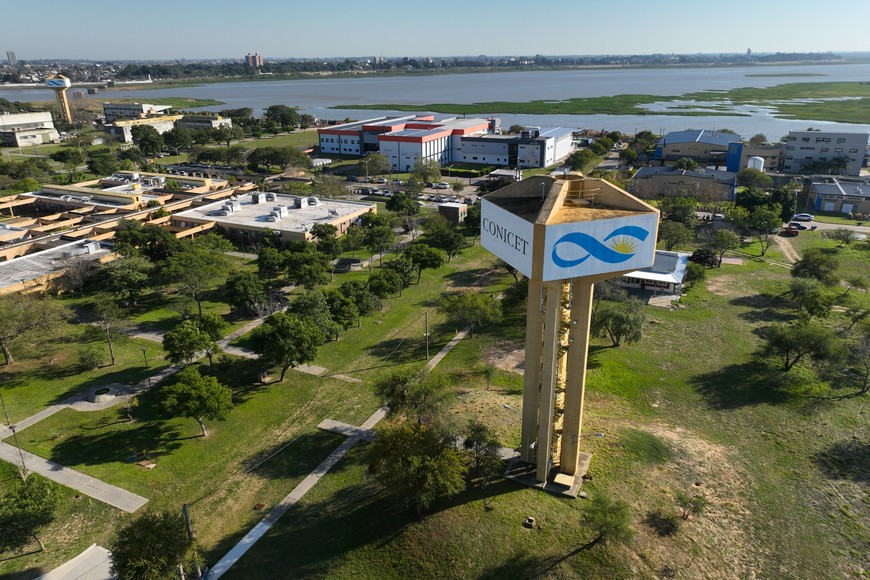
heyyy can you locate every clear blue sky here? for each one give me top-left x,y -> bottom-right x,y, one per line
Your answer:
4,0 -> 870,61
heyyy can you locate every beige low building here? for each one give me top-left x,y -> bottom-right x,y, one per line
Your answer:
171,192 -> 376,244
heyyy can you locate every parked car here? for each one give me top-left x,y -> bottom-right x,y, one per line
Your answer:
792,213 -> 815,222
788,222 -> 809,230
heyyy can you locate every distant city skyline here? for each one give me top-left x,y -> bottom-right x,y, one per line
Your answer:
3,0 -> 870,61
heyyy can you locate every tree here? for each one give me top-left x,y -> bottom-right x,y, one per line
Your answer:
592,299 -> 645,347
672,157 -> 698,171
675,491 -> 708,520
93,298 -> 125,366
164,234 -> 233,317
311,223 -> 341,259
325,288 -> 360,330
411,158 -> 442,184
102,255 -> 154,304
358,152 -> 390,177
658,196 -> 697,225
684,262 -> 706,288
374,370 -> 450,425
365,225 -> 396,268
110,510 -> 195,580
463,420 -> 504,495
225,270 -> 266,316
250,312 -> 324,382
368,421 -> 467,518
385,192 -> 419,216
658,220 -> 693,251
0,476 -> 59,552
792,247 -> 839,286
130,125 -> 164,156
438,292 -> 502,337
162,319 -> 213,366
405,243 -> 446,283
162,366 -> 232,437
264,104 -> 300,129
0,294 -> 68,365
764,321 -> 845,372
258,247 -> 283,281
289,289 -> 339,342
736,168 -> 773,189
709,229 -> 740,266
581,494 -> 635,548
368,268 -> 403,299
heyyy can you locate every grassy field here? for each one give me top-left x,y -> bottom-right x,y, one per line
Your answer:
2,229 -> 868,578
333,81 -> 870,124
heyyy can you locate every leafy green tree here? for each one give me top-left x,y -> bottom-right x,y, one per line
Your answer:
658,196 -> 697,225
764,320 -> 845,372
358,152 -> 390,177
162,319 -> 213,366
672,157 -> 698,171
736,168 -> 773,189
225,270 -> 266,316
368,268 -> 403,299
110,510 -> 195,580
581,494 -> 635,548
130,125 -> 164,156
592,298 -> 645,347
102,255 -> 154,304
289,289 -> 339,342
792,247 -> 839,286
709,229 -> 740,266
0,476 -> 59,552
0,294 -> 68,365
325,289 -> 360,330
438,291 -> 503,337
162,366 -> 232,437
251,312 -> 324,382
385,192 -> 419,216
463,420 -> 504,493
257,247 -> 283,281
405,243 -> 446,283
368,421 -> 467,518
365,225 -> 396,268
412,158 -> 442,184
340,279 -> 380,316
657,220 -> 693,251
164,234 -> 233,317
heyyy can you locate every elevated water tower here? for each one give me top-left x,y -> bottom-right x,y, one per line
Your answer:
45,74 -> 72,124
481,173 -> 659,491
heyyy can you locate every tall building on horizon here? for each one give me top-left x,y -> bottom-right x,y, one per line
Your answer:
244,52 -> 263,68
6,51 -> 17,67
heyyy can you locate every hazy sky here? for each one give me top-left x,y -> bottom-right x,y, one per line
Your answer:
4,0 -> 870,61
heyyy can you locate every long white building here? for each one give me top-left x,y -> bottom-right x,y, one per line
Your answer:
318,116 -> 574,170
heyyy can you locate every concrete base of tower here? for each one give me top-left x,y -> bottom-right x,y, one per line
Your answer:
503,452 -> 592,499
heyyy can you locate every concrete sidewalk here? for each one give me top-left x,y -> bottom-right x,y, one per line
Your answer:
0,443 -> 148,513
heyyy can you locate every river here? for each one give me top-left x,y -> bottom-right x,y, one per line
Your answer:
4,63 -> 870,139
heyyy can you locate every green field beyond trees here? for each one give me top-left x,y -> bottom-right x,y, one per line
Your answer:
334,81 -> 870,124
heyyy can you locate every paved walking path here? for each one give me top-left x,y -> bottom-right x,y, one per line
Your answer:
210,321 -> 474,577
39,543 -> 113,580
0,443 -> 148,513
208,407 -> 387,579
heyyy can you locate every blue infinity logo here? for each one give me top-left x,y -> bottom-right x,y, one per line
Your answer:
551,226 -> 649,268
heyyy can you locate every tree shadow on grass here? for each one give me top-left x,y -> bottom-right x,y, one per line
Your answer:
813,440 -> 870,484
47,420 -> 182,467
730,294 -> 795,323
689,358 -> 797,409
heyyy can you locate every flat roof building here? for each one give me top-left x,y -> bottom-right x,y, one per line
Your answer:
172,193 -> 376,243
